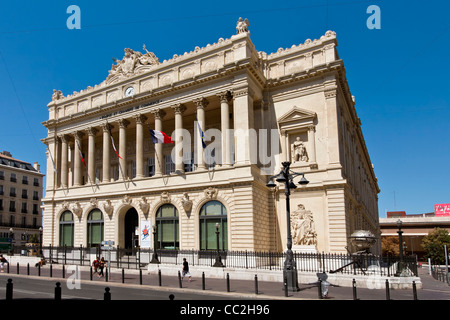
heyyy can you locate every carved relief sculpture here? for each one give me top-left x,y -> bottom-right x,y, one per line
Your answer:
103,200 -> 114,217
72,202 -> 83,218
204,187 -> 218,199
139,197 -> 150,215
291,137 -> 308,163
181,192 -> 193,212
291,204 -> 317,246
108,47 -> 159,80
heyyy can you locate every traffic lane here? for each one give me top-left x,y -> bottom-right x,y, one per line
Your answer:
0,274 -> 246,300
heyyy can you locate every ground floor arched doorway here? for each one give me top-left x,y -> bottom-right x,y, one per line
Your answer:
124,207 -> 139,251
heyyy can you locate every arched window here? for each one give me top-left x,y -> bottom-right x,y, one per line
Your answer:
155,204 -> 179,250
199,201 -> 227,251
87,209 -> 103,247
59,210 -> 74,247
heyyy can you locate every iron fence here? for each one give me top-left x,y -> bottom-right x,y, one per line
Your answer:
6,245 -> 418,277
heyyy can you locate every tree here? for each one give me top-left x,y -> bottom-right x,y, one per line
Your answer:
382,236 -> 399,256
422,228 -> 450,265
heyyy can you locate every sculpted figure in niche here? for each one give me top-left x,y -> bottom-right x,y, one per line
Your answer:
291,204 -> 317,246
291,137 -> 308,163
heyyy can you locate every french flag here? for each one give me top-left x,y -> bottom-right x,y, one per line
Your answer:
149,129 -> 173,144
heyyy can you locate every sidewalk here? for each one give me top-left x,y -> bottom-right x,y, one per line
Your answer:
2,262 -> 449,300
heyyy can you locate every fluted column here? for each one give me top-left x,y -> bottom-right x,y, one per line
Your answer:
86,127 -> 98,184
60,135 -> 69,188
73,131 -> 84,187
102,123 -> 112,183
118,119 -> 130,181
151,109 -> 166,176
172,104 -> 186,173
134,114 -> 147,179
193,97 -> 208,170
308,125 -> 317,168
218,91 -> 232,167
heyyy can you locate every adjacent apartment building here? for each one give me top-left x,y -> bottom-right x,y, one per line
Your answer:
41,18 -> 380,254
0,151 -> 44,247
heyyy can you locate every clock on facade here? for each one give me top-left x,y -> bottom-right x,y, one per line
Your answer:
125,86 -> 135,97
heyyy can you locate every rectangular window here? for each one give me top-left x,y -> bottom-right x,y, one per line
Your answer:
147,158 -> 155,177
184,151 -> 194,172
164,155 -> 175,175
10,173 -> 16,182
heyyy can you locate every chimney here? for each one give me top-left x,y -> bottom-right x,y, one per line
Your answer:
33,162 -> 40,172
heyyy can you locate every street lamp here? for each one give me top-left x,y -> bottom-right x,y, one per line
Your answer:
396,219 -> 406,276
266,161 -> 309,292
150,224 -> 160,264
9,228 -> 13,255
213,223 -> 224,267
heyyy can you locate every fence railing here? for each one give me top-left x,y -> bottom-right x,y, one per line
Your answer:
431,266 -> 449,284
5,245 -> 418,277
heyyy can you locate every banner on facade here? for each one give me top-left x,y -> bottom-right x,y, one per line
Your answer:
435,203 -> 450,216
140,221 -> 152,248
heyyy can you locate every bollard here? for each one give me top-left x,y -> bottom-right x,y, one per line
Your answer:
55,282 -> 61,300
352,279 -> 358,300
104,287 -> 111,300
178,270 -> 182,288
254,274 -> 259,295
413,281 -> 418,300
169,293 -> 175,300
50,264 -> 53,278
158,269 -> 162,286
105,267 -> 109,282
16,262 -> 19,274
7,261 -> 9,274
202,272 -> 205,290
385,279 -> 390,300
62,265 -> 65,279
226,273 -> 230,292
139,269 -> 142,285
6,278 -> 13,300
90,266 -> 93,281
38,264 -> 41,276
27,263 -> 30,276
318,279 -> 323,299
122,268 -> 125,283
284,276 -> 288,297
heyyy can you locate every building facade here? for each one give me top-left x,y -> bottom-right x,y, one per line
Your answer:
41,19 -> 380,254
0,151 -> 44,247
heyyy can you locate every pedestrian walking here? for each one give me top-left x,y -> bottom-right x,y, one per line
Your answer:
92,257 -> 100,275
0,255 -> 8,272
181,258 -> 191,282
98,257 -> 106,277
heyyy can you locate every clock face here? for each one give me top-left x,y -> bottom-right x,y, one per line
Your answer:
125,86 -> 134,97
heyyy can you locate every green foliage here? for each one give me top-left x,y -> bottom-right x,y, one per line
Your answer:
422,228 -> 450,264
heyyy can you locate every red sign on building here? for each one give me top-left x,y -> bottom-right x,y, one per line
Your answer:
434,204 -> 450,216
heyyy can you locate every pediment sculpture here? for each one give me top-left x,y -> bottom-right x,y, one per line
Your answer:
107,46 -> 159,80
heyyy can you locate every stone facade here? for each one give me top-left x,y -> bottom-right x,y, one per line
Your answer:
41,18 -> 380,254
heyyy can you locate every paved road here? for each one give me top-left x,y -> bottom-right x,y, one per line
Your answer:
0,264 -> 449,301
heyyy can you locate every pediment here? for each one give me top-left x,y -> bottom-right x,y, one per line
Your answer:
278,107 -> 316,127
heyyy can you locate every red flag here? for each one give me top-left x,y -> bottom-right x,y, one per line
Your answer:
107,122 -> 122,159
76,140 -> 86,167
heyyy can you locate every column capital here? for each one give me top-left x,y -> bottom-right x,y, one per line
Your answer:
117,118 -> 130,129
171,103 -> 186,115
59,134 -> 70,143
217,91 -> 232,103
73,131 -> 85,141
86,127 -> 99,136
151,108 -> 166,120
193,97 -> 209,109
101,123 -> 113,132
134,113 -> 148,124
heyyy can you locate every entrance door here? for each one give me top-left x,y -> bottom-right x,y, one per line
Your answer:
124,208 -> 138,251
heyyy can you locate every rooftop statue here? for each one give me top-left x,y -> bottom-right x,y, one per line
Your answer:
108,46 -> 159,80
236,17 -> 250,34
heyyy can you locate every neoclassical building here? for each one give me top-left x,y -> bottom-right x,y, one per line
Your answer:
41,18 -> 380,254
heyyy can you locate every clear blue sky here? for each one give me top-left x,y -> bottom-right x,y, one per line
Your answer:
0,0 -> 448,217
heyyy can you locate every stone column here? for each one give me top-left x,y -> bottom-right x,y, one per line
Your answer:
232,87 -> 254,166
134,114 -> 148,179
218,91 -> 232,167
307,125 -> 317,168
86,127 -> 98,184
151,108 -> 166,176
60,135 -> 69,188
102,123 -> 112,183
193,97 -> 208,170
118,119 -> 130,181
172,104 -> 186,173
73,131 -> 84,187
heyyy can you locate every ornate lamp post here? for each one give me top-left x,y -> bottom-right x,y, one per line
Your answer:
213,223 -> 224,267
396,219 -> 406,276
266,161 -> 309,291
150,224 -> 160,264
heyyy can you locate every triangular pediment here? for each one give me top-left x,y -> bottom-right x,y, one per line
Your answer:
278,107 -> 316,125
